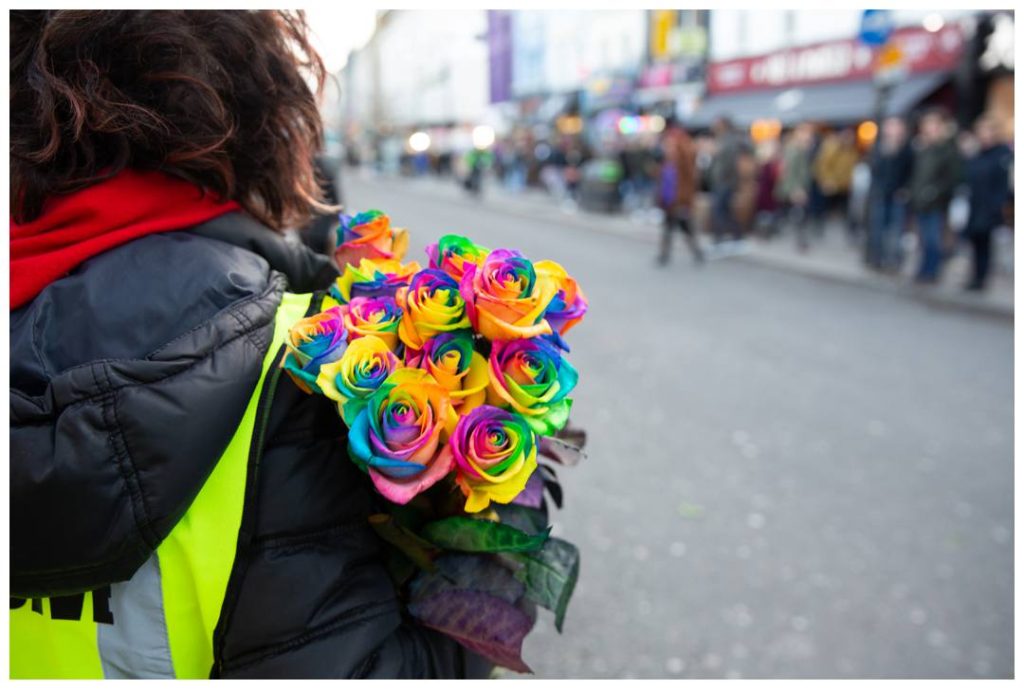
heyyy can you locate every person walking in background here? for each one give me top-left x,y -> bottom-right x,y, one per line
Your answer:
813,128 -> 860,239
656,125 -> 704,266
962,115 -> 1013,291
754,139 -> 782,238
866,116 -> 914,272
908,108 -> 962,284
775,123 -> 816,251
708,116 -> 751,244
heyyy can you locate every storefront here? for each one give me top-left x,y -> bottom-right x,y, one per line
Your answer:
689,23 -> 966,131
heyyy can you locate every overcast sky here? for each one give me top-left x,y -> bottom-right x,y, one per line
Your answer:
305,8 -> 380,73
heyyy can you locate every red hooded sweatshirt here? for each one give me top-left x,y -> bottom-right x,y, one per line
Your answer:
10,169 -> 240,310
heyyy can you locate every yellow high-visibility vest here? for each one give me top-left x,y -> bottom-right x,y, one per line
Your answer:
10,291 -> 313,679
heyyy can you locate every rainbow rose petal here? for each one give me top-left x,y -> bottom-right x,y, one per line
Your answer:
344,296 -> 403,351
397,269 -> 471,351
347,369 -> 458,505
426,234 -> 490,283
317,335 -> 400,425
460,249 -> 558,341
329,257 -> 421,305
413,331 -> 489,416
486,336 -> 578,436
282,306 -> 348,394
334,210 -> 410,270
535,260 -> 588,336
451,405 -> 538,513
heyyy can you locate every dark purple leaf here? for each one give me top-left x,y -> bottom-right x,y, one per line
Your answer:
542,471 -> 563,510
511,472 -> 545,509
409,590 -> 534,673
410,554 -> 525,605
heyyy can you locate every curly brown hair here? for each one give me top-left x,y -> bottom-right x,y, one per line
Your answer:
10,10 -> 328,229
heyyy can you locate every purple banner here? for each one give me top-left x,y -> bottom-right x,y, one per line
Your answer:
487,10 -> 514,104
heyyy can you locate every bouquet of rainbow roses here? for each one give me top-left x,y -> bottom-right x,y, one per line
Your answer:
281,210 -> 588,673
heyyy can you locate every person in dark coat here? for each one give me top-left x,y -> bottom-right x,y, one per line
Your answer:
962,115 -> 1013,291
866,116 -> 914,271
908,108 -> 963,283
708,116 -> 752,243
656,126 -> 704,265
9,10 -> 488,679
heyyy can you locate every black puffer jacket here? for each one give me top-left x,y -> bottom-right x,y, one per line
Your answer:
10,211 -> 489,678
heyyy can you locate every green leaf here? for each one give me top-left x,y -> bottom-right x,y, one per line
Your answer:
369,514 -> 438,572
509,537 -> 579,632
422,516 -> 550,554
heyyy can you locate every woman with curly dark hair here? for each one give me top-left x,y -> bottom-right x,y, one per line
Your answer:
9,10 -> 487,679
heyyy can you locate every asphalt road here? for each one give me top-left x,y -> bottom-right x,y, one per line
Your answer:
344,172 -> 1014,679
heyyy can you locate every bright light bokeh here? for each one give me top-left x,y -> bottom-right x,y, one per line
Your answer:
472,125 -> 496,149
922,13 -> 945,33
408,131 -> 431,153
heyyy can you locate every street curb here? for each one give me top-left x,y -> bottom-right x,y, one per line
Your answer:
354,173 -> 1014,323
730,252 -> 1015,323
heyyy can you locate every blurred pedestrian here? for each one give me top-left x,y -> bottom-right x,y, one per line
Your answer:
813,128 -> 860,239
866,116 -> 914,272
10,9 -> 486,679
775,124 -> 816,251
962,115 -> 1013,291
754,139 -> 782,238
655,127 -> 704,266
908,108 -> 962,283
708,116 -> 752,243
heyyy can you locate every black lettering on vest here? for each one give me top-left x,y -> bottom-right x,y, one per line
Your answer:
49,593 -> 85,621
14,586 -> 115,625
92,586 -> 114,625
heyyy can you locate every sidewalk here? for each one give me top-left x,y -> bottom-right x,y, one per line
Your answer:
351,170 -> 1014,321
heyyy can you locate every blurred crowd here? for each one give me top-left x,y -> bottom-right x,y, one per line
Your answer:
496,109 -> 1013,292
347,107 -> 1013,293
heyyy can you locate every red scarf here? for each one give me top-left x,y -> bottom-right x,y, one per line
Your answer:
10,170 -> 240,309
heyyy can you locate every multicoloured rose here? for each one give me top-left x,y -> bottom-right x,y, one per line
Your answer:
282,306 -> 348,394
396,269 -> 471,351
460,249 -> 558,341
347,368 -> 458,504
328,258 -> 422,306
450,405 -> 539,513
535,260 -> 588,337
343,296 -> 403,351
317,335 -> 400,425
426,234 -> 490,283
334,210 -> 410,268
486,337 -> 578,435
408,331 -> 489,416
